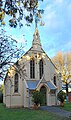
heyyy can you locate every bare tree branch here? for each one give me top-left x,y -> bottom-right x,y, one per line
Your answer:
0,29 -> 25,80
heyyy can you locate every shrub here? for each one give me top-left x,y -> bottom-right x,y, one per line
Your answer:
57,90 -> 66,103
32,91 -> 43,106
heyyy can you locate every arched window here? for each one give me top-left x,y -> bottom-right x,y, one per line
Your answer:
39,59 -> 44,79
54,76 -> 56,86
30,59 -> 35,78
14,73 -> 18,93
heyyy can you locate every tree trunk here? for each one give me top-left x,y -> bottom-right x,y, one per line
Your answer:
60,102 -> 64,107
66,82 -> 68,101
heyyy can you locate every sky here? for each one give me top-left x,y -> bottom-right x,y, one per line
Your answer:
2,0 -> 71,59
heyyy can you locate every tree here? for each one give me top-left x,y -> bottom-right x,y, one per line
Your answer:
0,0 -> 44,28
0,29 -> 25,81
52,51 -> 71,100
57,90 -> 66,106
32,91 -> 43,106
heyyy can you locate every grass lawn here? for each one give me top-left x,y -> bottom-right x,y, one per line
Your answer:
63,102 -> 71,111
0,104 -> 69,120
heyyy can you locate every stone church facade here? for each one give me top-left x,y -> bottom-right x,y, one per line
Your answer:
3,28 -> 62,108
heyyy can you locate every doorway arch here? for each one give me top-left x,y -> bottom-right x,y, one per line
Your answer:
40,86 -> 47,105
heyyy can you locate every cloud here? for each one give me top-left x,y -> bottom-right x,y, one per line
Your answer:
12,35 -> 26,44
40,0 -> 71,57
43,1 -> 65,32
54,0 -> 64,6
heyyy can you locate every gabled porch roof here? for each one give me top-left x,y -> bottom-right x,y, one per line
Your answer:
26,80 -> 39,90
26,80 -> 57,90
47,81 -> 57,90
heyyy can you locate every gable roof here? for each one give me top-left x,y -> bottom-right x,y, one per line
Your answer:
26,80 -> 39,90
26,80 -> 57,90
41,48 -> 58,70
4,28 -> 59,83
47,81 -> 57,90
15,27 -> 57,70
19,47 -> 57,69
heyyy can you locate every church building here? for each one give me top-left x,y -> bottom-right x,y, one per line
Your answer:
3,28 -> 62,108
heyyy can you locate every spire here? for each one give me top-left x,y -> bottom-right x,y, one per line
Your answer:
32,27 -> 41,49
32,13 -> 41,48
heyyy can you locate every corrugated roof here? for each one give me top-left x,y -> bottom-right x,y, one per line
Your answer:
26,80 -> 39,90
47,81 -> 56,90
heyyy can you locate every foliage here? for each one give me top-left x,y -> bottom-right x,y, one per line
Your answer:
0,92 -> 3,103
32,91 -> 43,105
0,0 -> 44,28
0,29 -> 24,80
0,104 -> 69,120
52,51 -> 71,96
57,90 -> 66,103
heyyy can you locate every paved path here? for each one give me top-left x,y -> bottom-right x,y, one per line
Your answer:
40,106 -> 71,118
